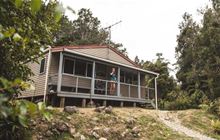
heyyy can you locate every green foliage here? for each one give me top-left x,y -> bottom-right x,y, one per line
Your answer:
211,119 -> 220,134
0,0 -> 61,138
15,0 -> 22,8
0,0 -> 62,81
55,8 -> 107,45
176,0 -> 220,101
0,77 -> 52,139
207,98 -> 220,117
55,8 -> 127,55
142,53 -> 176,99
160,88 -> 210,110
30,0 -> 42,14
160,90 -> 192,110
199,104 -> 209,111
37,102 -> 53,121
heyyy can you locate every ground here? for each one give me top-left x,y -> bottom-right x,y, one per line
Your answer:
176,109 -> 220,140
158,110 -> 216,140
27,107 -> 219,140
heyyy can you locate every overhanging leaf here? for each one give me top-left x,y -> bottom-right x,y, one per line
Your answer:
3,28 -> 15,38
37,102 -> 46,112
13,33 -> 22,41
55,11 -> 62,22
26,101 -> 37,116
54,4 -> 64,22
31,0 -> 41,14
43,111 -> 52,121
0,33 -> 4,41
19,103 -> 27,115
18,115 -> 28,128
15,0 -> 22,8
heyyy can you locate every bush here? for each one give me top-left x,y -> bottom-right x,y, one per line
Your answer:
190,90 -> 210,106
159,89 -> 211,110
0,77 -> 52,139
159,90 -> 193,110
207,98 -> 220,117
198,104 -> 209,111
163,96 -> 192,110
211,120 -> 220,134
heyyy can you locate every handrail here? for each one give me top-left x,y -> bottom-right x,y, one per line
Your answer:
49,73 -> 58,77
61,73 -> 155,90
62,73 -> 92,80
120,82 -> 137,87
59,73 -> 155,93
57,72 -> 158,101
95,78 -> 111,82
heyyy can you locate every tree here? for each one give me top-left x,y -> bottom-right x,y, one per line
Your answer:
55,8 -> 108,45
175,13 -> 200,93
55,8 -> 127,55
55,15 -> 75,45
134,56 -> 140,65
176,0 -> 220,101
0,0 -> 62,81
142,53 -> 176,99
0,0 -> 62,139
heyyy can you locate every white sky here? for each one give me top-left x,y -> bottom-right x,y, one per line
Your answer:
61,0 -> 210,71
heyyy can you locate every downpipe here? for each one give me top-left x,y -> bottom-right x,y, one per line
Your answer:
155,74 -> 159,110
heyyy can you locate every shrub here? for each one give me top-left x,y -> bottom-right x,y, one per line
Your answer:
211,120 -> 220,134
198,104 -> 209,111
190,90 -> 209,106
0,77 -> 52,139
159,90 -> 193,110
159,89 -> 212,110
207,98 -> 220,117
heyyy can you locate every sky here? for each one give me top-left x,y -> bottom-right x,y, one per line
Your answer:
60,0 -> 210,71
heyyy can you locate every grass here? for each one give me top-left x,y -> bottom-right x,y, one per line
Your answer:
49,132 -> 72,140
137,116 -> 192,140
177,109 -> 220,140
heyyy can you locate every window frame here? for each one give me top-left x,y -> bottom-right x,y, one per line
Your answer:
120,70 -> 138,85
39,58 -> 46,74
62,56 -> 93,77
63,57 -> 75,74
120,70 -> 126,83
74,59 -> 87,76
86,62 -> 93,77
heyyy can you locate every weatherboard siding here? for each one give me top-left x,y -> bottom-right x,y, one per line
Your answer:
20,56 -> 48,97
49,53 -> 59,75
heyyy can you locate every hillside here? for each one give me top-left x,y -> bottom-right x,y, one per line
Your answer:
22,107 -> 219,140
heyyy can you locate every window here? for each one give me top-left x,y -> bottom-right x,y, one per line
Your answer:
119,70 -> 138,85
132,74 -> 138,85
75,60 -> 86,76
39,58 -> 45,73
64,59 -> 74,74
96,63 -> 107,79
120,70 -> 125,82
126,73 -> 132,84
87,63 -> 92,77
63,57 -> 93,76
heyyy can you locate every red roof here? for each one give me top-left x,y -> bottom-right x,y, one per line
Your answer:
51,45 -> 140,68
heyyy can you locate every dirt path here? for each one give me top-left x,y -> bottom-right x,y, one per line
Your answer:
157,111 -> 216,140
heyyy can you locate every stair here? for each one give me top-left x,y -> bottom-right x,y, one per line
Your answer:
139,101 -> 155,109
